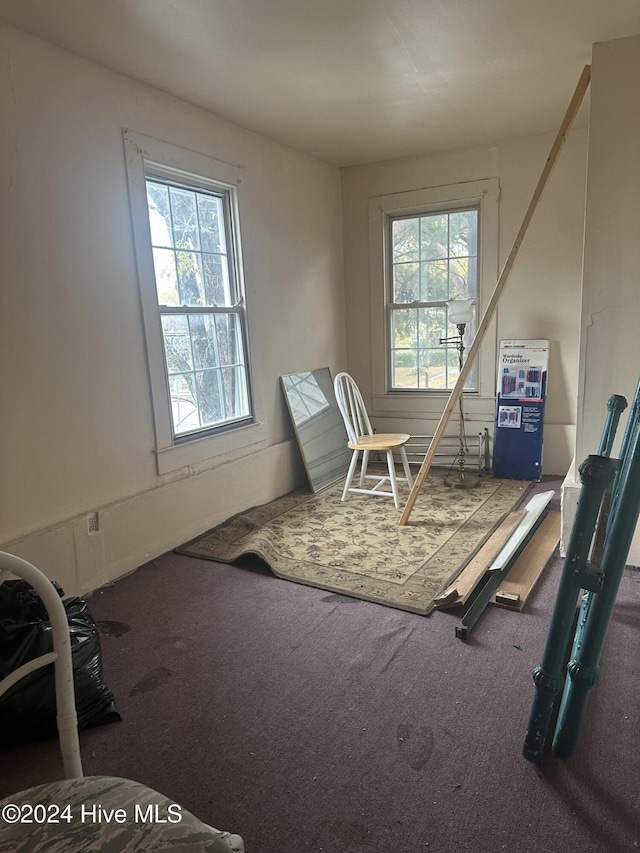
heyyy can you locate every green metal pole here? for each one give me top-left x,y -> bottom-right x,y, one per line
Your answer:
597,395 -> 627,456
557,394 -> 629,720
552,392 -> 640,759
522,454 -> 616,761
605,380 -> 640,529
589,394 -> 627,566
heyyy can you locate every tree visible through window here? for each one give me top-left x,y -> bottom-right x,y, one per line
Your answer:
145,177 -> 251,437
389,207 -> 478,390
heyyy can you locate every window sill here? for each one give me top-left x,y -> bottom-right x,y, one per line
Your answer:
154,420 -> 267,475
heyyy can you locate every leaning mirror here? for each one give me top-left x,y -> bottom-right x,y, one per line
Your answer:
280,368 -> 351,492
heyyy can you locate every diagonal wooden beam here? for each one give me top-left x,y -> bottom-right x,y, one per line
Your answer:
399,65 -> 591,526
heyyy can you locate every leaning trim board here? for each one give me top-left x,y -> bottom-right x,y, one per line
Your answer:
454,491 -> 554,639
490,511 -> 560,611
485,491 -> 555,572
433,510 -> 525,609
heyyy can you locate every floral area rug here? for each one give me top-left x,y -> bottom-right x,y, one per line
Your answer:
177,471 -> 531,615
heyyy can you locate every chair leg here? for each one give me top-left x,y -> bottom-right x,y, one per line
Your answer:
342,450 -> 359,502
359,450 -> 370,487
386,449 -> 400,509
400,447 -> 413,488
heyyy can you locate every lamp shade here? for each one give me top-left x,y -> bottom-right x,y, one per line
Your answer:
447,298 -> 476,326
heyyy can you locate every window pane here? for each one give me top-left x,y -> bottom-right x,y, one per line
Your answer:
187,314 -> 218,370
420,214 -> 448,260
464,354 -> 478,390
202,253 -> 231,306
188,367 -> 250,426
418,306 -> 447,348
424,348 -> 448,389
447,348 -> 461,386
421,260 -> 448,301
169,373 -> 200,434
176,251 -> 205,306
221,366 -> 250,419
467,256 -> 478,295
449,210 -> 477,258
393,263 -> 419,303
152,248 -> 180,305
146,183 -> 173,247
215,313 -> 244,365
194,369 -> 225,426
392,218 -> 419,262
392,349 -> 417,388
449,257 -> 470,299
162,315 -> 193,373
462,310 -> 478,345
392,307 -> 417,350
197,194 -> 226,254
170,187 -> 200,251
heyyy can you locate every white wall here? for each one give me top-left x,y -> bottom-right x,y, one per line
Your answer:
341,128 -> 588,476
563,34 -> 640,564
5,22 -> 626,593
0,25 -> 346,593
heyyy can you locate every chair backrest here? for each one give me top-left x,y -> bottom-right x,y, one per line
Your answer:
333,372 -> 373,443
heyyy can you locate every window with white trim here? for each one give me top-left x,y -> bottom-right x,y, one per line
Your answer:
145,175 -> 251,437
124,130 -> 265,475
368,179 -> 499,420
388,206 -> 479,391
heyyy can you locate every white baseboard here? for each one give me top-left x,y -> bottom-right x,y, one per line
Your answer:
1,441 -> 303,596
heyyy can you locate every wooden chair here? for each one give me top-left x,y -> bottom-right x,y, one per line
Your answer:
333,372 -> 413,509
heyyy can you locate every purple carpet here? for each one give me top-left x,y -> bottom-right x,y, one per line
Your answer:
1,478 -> 639,852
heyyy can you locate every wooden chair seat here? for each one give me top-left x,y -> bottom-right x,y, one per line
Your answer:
348,433 -> 411,452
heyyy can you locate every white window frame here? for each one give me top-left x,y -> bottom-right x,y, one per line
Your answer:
369,178 -> 500,421
387,205 -> 481,392
124,129 -> 265,475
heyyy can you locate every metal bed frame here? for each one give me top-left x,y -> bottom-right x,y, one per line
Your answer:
0,552 -> 245,851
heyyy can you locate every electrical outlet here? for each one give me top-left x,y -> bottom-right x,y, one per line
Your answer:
87,512 -> 100,534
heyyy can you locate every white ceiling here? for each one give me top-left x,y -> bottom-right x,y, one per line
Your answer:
3,0 -> 640,166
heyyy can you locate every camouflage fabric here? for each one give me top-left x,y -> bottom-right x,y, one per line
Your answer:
0,775 -> 244,852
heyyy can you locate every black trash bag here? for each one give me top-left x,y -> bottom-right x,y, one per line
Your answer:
0,580 -> 121,744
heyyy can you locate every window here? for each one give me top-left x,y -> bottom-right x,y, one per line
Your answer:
124,130 -> 265,475
368,179 -> 499,421
388,207 -> 478,391
145,176 -> 251,437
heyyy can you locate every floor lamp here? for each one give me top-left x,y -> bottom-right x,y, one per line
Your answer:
439,298 -> 479,489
